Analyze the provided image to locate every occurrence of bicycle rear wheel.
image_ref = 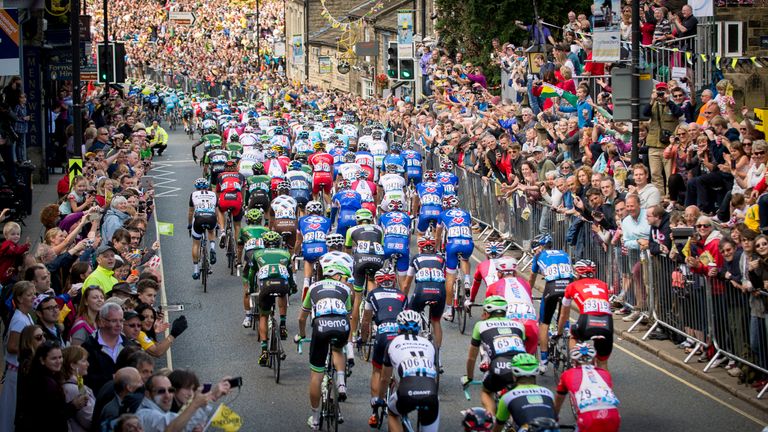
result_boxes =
[227,213,236,275]
[201,243,209,293]
[458,288,468,334]
[271,314,282,383]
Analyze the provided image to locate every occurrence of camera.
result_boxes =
[656,91,665,98]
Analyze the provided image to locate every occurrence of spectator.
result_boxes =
[83,245,120,295]
[82,303,138,394]
[93,366,144,432]
[12,93,30,163]
[0,221,30,285]
[61,345,97,432]
[0,281,36,430]
[35,295,65,345]
[620,194,651,322]
[70,285,105,346]
[102,196,132,241]
[643,82,684,194]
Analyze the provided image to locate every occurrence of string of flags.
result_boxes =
[619,41,767,70]
[318,0,385,31]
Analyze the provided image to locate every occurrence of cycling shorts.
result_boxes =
[482,355,519,393]
[273,219,297,249]
[539,279,569,325]
[409,284,446,320]
[417,207,441,232]
[258,278,290,313]
[183,111,193,120]
[336,212,357,237]
[371,329,398,369]
[248,190,270,211]
[209,168,225,185]
[388,376,439,430]
[218,192,244,221]
[352,254,385,291]
[191,213,217,240]
[445,239,474,271]
[312,173,333,195]
[302,243,327,262]
[290,190,311,207]
[570,313,614,361]
[576,408,621,432]
[406,171,422,185]
[309,316,350,372]
[383,237,409,272]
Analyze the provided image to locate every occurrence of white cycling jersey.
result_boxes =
[386,333,437,382]
[271,195,298,219]
[190,190,217,214]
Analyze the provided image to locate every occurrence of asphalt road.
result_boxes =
[151,130,768,431]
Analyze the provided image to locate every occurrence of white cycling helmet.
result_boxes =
[570,343,597,364]
[326,233,345,248]
[396,310,422,334]
[306,201,323,215]
[319,253,352,278]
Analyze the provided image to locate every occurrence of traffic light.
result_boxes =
[386,41,398,79]
[398,58,415,81]
[96,43,127,84]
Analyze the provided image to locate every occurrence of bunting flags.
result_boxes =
[318,0,385,31]
[617,40,768,70]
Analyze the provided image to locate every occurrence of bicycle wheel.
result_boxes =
[250,293,258,331]
[271,314,281,383]
[330,374,340,432]
[458,288,468,334]
[201,243,209,293]
[451,277,462,324]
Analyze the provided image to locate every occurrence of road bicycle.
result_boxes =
[222,208,237,275]
[265,296,286,383]
[297,338,349,431]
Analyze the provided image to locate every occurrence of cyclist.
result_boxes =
[240,237,264,328]
[269,180,298,250]
[379,199,411,288]
[467,242,506,307]
[361,269,408,428]
[239,125,260,150]
[554,344,621,432]
[402,141,423,186]
[264,149,288,195]
[484,257,538,355]
[253,231,296,365]
[296,201,332,291]
[337,151,362,182]
[295,254,353,430]
[460,407,494,432]
[191,122,222,165]
[435,195,474,321]
[556,259,614,369]
[369,130,388,180]
[293,131,314,160]
[245,162,272,218]
[378,163,407,213]
[380,142,406,176]
[355,142,376,181]
[528,234,573,373]
[436,159,459,198]
[308,142,335,206]
[286,160,313,213]
[328,139,347,177]
[215,161,245,249]
[493,354,557,432]
[384,310,440,432]
[205,143,230,186]
[462,296,527,414]
[188,178,218,280]
[182,103,194,134]
[404,234,446,349]
[323,234,355,292]
[226,133,244,154]
[238,139,264,177]
[414,170,444,234]
[352,169,377,216]
[330,179,362,237]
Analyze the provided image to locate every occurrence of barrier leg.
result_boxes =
[684,341,704,363]
[641,321,660,341]
[627,311,650,333]
[703,350,724,373]
[758,382,768,399]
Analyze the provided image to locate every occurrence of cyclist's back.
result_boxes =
[564,276,614,364]
[531,248,572,324]
[557,364,620,432]
[379,207,411,275]
[345,222,385,291]
[332,186,362,237]
[415,180,443,232]
[496,384,557,430]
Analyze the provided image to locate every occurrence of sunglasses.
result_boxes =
[125,323,141,328]
[154,387,176,395]
[41,305,59,311]
[757,242,768,248]
[754,151,765,156]
[34,334,45,341]
[695,224,711,228]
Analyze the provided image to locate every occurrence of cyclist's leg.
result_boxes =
[443,243,460,318]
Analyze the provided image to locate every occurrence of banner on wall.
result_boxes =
[291,35,303,61]
[0,9,20,75]
[592,30,621,62]
[318,56,332,74]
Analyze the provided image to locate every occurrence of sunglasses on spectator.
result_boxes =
[757,242,768,248]
[695,224,711,228]
[743,141,752,146]
[125,323,141,328]
[154,387,176,395]
[754,151,765,155]
[34,333,44,341]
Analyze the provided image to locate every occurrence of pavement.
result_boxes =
[10,130,768,430]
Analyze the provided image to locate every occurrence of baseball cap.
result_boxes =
[532,146,545,153]
[33,294,54,310]
[96,245,118,256]
[655,82,668,91]
[123,310,140,321]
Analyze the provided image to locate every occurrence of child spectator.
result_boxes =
[0,221,30,284]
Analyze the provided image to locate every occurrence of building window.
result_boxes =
[715,21,743,57]
[362,79,374,99]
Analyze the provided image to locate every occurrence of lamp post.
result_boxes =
[630,0,640,163]
[71,0,82,157]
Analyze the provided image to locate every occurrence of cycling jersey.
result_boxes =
[351,179,377,215]
[364,285,408,368]
[379,210,411,272]
[381,154,406,175]
[271,195,297,220]
[331,189,362,237]
[217,172,244,194]
[439,207,474,270]
[309,152,335,194]
[385,334,440,432]
[245,174,271,209]
[531,250,573,282]
[302,279,353,373]
[293,139,313,158]
[401,149,423,183]
[469,259,500,302]
[556,366,621,432]
[286,170,312,206]
[495,385,557,430]
[264,157,287,180]
[238,224,268,246]
[471,317,527,391]
[189,190,217,239]
[355,151,375,180]
[379,173,406,211]
[238,149,264,176]
[345,224,385,291]
[416,181,444,232]
[328,146,346,174]
[336,162,362,182]
[436,171,458,197]
[298,214,331,261]
[564,278,614,360]
[370,140,388,179]
[407,253,446,320]
[249,248,295,313]
[486,277,538,354]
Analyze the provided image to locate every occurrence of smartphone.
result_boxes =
[227,377,243,388]
[159,304,185,313]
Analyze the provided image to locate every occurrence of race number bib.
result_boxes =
[315,297,347,317]
[400,356,436,378]
[415,267,445,283]
[356,240,384,255]
[421,194,441,206]
[447,226,471,238]
[582,299,611,314]
[386,225,409,236]
[506,303,537,321]
[258,264,289,280]
[492,335,525,355]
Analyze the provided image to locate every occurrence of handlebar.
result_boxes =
[295,337,311,354]
[462,379,483,401]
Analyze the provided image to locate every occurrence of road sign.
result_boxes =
[397,12,413,58]
[355,41,377,57]
[169,11,196,26]
[68,158,83,184]
[79,15,91,41]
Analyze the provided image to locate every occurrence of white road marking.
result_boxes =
[147,162,182,197]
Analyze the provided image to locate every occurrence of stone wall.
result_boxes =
[716,6,768,56]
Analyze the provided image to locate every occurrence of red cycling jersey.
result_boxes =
[469,259,501,302]
[557,366,621,432]
[309,152,335,175]
[486,277,538,354]
[562,278,611,316]
[217,172,244,193]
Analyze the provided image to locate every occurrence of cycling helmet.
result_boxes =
[362,127,373,136]
[273,126,283,135]
[276,180,291,192]
[485,241,504,258]
[573,259,597,278]
[374,269,396,286]
[442,195,458,208]
[385,163,399,174]
[265,150,277,159]
[244,125,255,133]
[496,257,518,274]
[252,162,265,175]
[194,178,210,189]
[423,170,437,181]
[344,151,356,162]
[224,160,238,171]
[262,230,282,248]
[229,134,240,142]
[533,234,553,248]
[510,353,540,377]
[461,407,494,432]
[417,235,436,250]
[390,143,402,153]
[570,343,597,364]
[260,134,271,142]
[483,295,508,316]
[325,233,345,248]
[304,201,322,215]
[357,170,369,180]
[298,131,309,139]
[289,160,302,171]
[357,142,369,151]
[245,208,263,225]
[338,179,352,190]
[243,238,260,252]
[355,208,373,223]
[440,159,454,171]
[372,130,383,139]
[396,310,422,334]
[313,142,325,151]
[320,254,352,278]
[271,145,284,154]
[387,199,404,212]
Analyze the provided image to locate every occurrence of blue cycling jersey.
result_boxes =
[328,147,346,173]
[402,149,423,179]
[417,181,444,209]
[299,214,331,244]
[439,208,473,240]
[531,250,573,282]
[332,189,362,215]
[379,210,411,239]
[381,154,406,174]
[436,172,458,197]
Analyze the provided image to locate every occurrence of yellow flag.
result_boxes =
[210,404,242,432]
